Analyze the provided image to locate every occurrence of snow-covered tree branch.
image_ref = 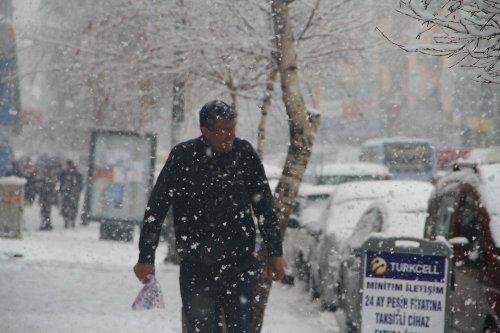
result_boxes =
[392,0,500,83]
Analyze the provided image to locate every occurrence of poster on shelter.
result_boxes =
[84,130,156,224]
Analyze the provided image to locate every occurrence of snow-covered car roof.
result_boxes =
[297,183,337,197]
[373,182,433,213]
[331,180,430,205]
[314,162,390,177]
[321,180,432,238]
[362,137,432,146]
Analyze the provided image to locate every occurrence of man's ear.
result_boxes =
[200,126,210,137]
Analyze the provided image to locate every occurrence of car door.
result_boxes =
[434,191,457,239]
[449,188,483,333]
[341,207,383,325]
[428,187,461,331]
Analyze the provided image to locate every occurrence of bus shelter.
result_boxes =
[83,129,156,241]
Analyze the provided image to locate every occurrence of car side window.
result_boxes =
[435,193,457,238]
[350,208,383,248]
[456,193,481,263]
[425,195,438,238]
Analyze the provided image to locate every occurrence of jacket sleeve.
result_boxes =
[243,142,283,257]
[138,146,180,264]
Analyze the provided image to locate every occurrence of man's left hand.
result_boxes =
[267,256,287,281]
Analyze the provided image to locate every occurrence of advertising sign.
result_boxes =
[83,129,156,228]
[0,22,21,131]
[360,237,451,333]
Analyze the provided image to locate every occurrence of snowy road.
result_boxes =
[0,205,342,333]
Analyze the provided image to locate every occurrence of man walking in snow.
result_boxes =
[134,100,286,333]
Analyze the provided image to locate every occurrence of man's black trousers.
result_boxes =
[179,256,261,333]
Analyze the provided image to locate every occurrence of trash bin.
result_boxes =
[0,176,27,239]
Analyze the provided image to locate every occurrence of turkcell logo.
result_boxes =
[370,257,387,275]
[365,250,446,282]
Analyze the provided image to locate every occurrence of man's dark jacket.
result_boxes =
[138,136,282,265]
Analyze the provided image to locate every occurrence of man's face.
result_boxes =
[201,118,236,153]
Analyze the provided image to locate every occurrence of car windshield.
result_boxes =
[383,210,427,237]
[324,198,376,239]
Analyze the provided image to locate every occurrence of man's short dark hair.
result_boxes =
[199,100,235,129]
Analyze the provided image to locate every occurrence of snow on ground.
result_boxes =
[0,204,341,333]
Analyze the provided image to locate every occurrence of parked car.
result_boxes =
[424,163,500,333]
[283,162,390,285]
[462,146,500,165]
[309,180,432,311]
[311,162,391,185]
[436,147,471,171]
[337,181,433,332]
[282,183,336,284]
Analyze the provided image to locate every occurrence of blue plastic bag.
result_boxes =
[132,275,165,310]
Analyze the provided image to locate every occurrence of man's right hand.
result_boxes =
[133,263,155,283]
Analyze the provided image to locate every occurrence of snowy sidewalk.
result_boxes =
[0,205,341,333]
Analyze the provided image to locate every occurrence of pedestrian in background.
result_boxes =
[133,100,287,333]
[23,157,37,206]
[38,168,58,230]
[58,160,83,228]
[6,160,24,177]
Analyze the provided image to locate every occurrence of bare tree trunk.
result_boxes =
[138,78,154,132]
[165,74,184,265]
[167,0,186,265]
[254,1,320,331]
[226,74,238,116]
[172,75,185,144]
[256,67,278,160]
[230,91,238,115]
